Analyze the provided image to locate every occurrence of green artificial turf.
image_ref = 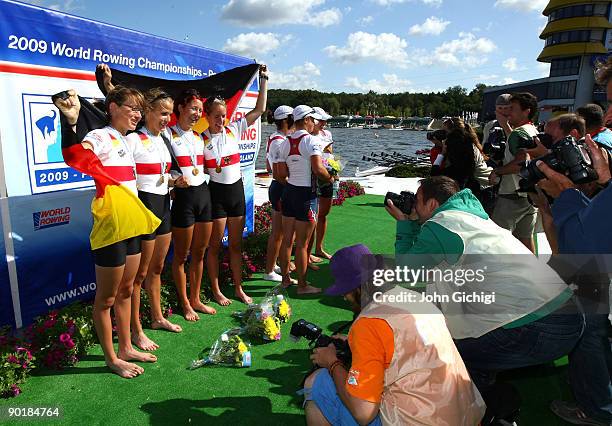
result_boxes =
[0,195,574,425]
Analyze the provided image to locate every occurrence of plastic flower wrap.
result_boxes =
[265,285,292,323]
[322,155,343,176]
[237,301,282,341]
[190,328,251,369]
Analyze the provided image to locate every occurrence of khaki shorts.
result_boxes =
[491,195,537,239]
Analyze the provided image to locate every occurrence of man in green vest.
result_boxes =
[386,176,584,409]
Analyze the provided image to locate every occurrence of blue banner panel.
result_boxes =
[0,209,14,328]
[8,190,96,326]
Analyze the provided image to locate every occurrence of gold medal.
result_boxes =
[159,175,165,185]
[192,168,199,176]
[215,165,222,173]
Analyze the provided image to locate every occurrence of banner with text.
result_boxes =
[0,0,259,327]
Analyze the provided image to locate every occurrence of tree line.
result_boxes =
[267,84,487,119]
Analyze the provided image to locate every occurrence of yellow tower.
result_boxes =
[534,1,612,114]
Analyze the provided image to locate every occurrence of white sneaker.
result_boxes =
[273,264,281,274]
[263,271,283,282]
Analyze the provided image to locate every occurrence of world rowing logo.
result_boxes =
[33,207,71,230]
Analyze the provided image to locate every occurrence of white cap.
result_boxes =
[313,107,332,121]
[293,105,322,121]
[273,105,293,120]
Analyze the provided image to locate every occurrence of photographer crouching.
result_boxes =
[303,244,485,426]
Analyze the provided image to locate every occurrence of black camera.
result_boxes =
[519,136,598,192]
[426,129,447,142]
[534,132,554,149]
[516,135,538,150]
[290,319,351,366]
[384,191,416,215]
[483,126,506,162]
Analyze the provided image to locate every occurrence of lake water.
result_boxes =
[256,124,432,177]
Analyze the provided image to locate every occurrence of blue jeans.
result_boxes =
[303,369,382,426]
[454,311,585,393]
[569,313,612,422]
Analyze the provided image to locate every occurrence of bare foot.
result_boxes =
[107,358,144,379]
[151,318,182,333]
[297,284,322,295]
[314,250,332,260]
[191,301,217,315]
[309,254,322,263]
[289,261,296,272]
[213,291,232,306]
[308,262,320,271]
[131,331,159,351]
[182,305,200,321]
[118,347,157,363]
[235,288,253,304]
[281,277,298,288]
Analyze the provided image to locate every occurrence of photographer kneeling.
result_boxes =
[304,244,486,426]
[386,176,584,413]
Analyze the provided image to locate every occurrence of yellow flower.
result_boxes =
[237,341,248,354]
[278,300,291,322]
[263,316,281,340]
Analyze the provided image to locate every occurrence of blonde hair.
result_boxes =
[204,96,226,114]
[143,88,173,112]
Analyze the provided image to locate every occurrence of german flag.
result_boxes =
[96,63,260,131]
[59,100,160,251]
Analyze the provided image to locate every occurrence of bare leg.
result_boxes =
[315,197,332,259]
[131,239,158,351]
[208,217,231,306]
[279,215,296,287]
[189,221,216,314]
[295,220,321,294]
[227,216,251,304]
[171,226,199,321]
[517,235,536,254]
[93,263,144,379]
[146,233,182,333]
[116,254,157,363]
[264,210,284,274]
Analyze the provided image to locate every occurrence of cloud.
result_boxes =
[537,62,550,77]
[269,62,321,89]
[221,0,341,27]
[324,32,410,66]
[223,33,292,58]
[476,74,518,85]
[409,16,450,36]
[358,15,374,25]
[23,0,82,12]
[345,74,414,93]
[502,57,518,71]
[417,32,496,68]
[494,0,547,12]
[372,0,442,6]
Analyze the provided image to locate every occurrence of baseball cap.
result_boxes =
[313,107,332,121]
[293,105,322,121]
[273,105,293,120]
[325,244,383,296]
[496,94,512,106]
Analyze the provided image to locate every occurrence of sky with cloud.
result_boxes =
[23,0,551,93]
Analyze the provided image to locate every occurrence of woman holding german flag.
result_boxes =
[55,87,160,378]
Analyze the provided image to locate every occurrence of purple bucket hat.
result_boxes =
[326,244,382,296]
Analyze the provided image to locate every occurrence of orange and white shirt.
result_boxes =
[127,127,172,195]
[169,125,206,187]
[82,126,138,195]
[202,117,248,184]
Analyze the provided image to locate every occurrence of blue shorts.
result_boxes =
[268,180,284,212]
[281,183,318,222]
[304,369,382,426]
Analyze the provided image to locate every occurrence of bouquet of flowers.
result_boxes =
[235,301,282,341]
[190,328,251,369]
[320,155,344,199]
[265,285,292,323]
